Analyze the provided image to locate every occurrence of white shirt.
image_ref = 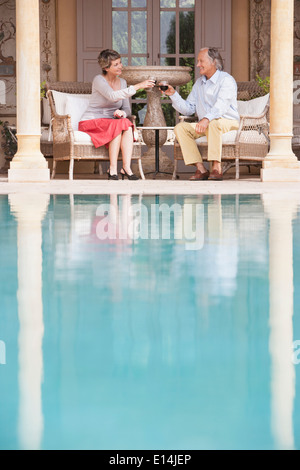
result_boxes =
[170,70,239,122]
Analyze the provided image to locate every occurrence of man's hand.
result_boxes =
[161,84,176,96]
[195,118,209,134]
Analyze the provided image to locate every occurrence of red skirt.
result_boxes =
[78,118,134,149]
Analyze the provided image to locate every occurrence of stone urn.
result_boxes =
[120,66,192,174]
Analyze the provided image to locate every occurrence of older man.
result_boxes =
[165,47,239,181]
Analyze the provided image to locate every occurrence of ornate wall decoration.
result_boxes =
[0,0,16,114]
[294,0,300,74]
[250,0,271,80]
[40,0,57,83]
[250,0,300,80]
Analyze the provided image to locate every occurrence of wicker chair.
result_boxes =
[173,81,270,180]
[45,81,144,180]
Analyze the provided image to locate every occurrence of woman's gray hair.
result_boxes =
[201,47,224,71]
[98,49,121,75]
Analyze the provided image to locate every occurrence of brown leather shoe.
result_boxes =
[189,170,210,181]
[208,169,223,181]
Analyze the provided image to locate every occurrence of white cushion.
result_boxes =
[237,93,269,117]
[41,127,52,142]
[74,131,93,143]
[42,97,51,125]
[40,127,92,144]
[51,90,91,116]
[65,94,90,131]
[196,130,238,145]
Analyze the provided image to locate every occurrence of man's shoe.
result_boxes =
[208,169,223,181]
[189,170,210,181]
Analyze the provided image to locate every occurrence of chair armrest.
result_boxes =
[236,111,270,145]
[239,102,269,121]
[127,115,143,143]
[46,90,74,143]
[52,113,74,144]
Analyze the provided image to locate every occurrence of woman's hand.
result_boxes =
[114,109,126,119]
[134,79,156,91]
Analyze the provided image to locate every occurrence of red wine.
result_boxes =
[160,85,168,91]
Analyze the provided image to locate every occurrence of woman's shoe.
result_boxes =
[107,170,119,180]
[120,168,139,180]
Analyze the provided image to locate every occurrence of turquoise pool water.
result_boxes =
[0,193,300,450]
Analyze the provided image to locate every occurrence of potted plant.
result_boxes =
[0,120,17,158]
[0,120,17,173]
[256,74,270,94]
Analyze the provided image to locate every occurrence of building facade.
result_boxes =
[0,0,300,179]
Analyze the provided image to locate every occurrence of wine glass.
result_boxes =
[148,76,157,86]
[159,80,169,95]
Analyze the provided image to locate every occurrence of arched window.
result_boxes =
[0,80,6,105]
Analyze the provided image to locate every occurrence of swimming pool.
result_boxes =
[0,193,299,450]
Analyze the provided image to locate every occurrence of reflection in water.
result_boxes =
[0,340,6,365]
[9,194,49,450]
[263,194,298,450]
[52,193,298,449]
[3,193,300,449]
[52,194,266,369]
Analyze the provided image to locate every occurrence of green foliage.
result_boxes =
[113,11,147,57]
[0,121,17,157]
[256,74,270,94]
[40,80,47,99]
[179,57,195,100]
[161,102,176,127]
[164,12,195,55]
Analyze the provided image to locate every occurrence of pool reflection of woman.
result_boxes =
[79,49,155,180]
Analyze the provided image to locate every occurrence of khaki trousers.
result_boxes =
[174,118,240,165]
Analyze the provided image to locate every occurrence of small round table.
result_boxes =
[137,126,175,178]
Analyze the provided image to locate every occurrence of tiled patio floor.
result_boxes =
[1,173,300,196]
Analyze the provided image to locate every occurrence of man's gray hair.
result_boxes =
[201,47,224,71]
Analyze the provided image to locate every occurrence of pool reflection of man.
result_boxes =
[164,47,240,181]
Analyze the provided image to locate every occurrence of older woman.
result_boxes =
[79,49,154,180]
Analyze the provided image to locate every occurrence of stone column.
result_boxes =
[261,0,300,182]
[8,0,50,182]
[263,194,297,450]
[9,193,50,450]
